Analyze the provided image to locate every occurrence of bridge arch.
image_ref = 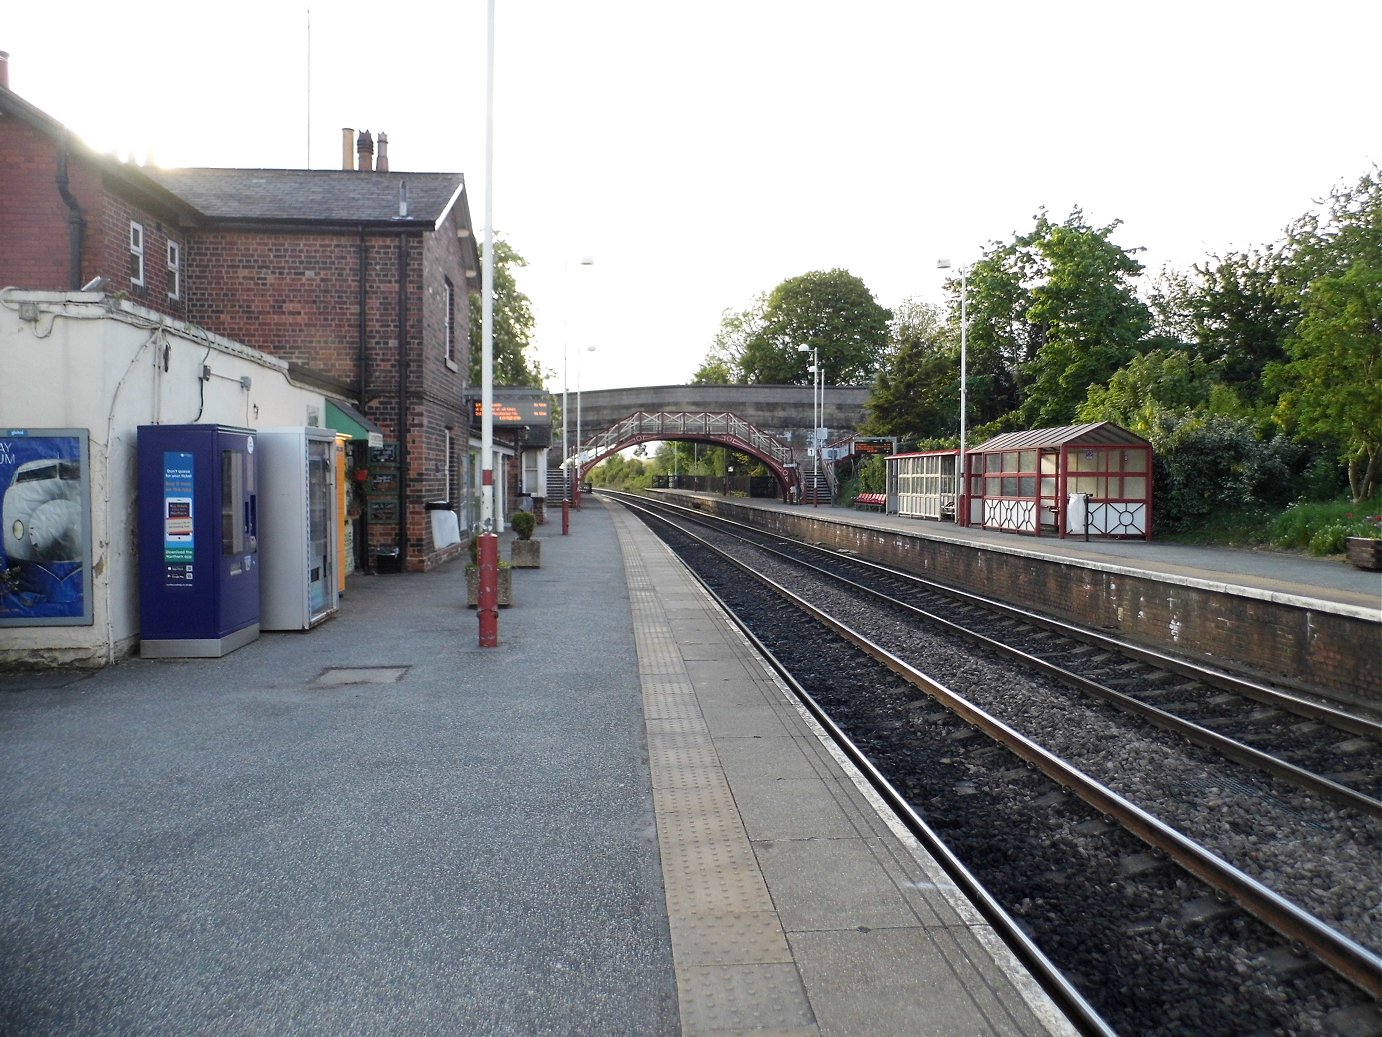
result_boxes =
[574,411,802,501]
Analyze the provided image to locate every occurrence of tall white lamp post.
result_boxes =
[937,258,968,526]
[574,345,596,507]
[478,0,499,645]
[797,343,821,503]
[562,257,594,499]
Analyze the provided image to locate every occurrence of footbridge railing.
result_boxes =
[582,411,796,469]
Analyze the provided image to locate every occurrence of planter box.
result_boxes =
[510,539,541,568]
[1345,536,1382,571]
[465,565,513,607]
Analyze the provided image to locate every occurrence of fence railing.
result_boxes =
[579,411,795,468]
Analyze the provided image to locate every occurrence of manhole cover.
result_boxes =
[313,666,410,687]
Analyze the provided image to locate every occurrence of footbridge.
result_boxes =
[578,411,801,499]
[565,384,872,502]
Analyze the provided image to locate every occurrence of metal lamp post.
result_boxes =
[574,344,596,507]
[937,258,968,526]
[797,343,821,503]
[562,257,594,502]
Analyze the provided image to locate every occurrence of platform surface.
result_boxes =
[0,499,1078,1036]
[675,492,1382,616]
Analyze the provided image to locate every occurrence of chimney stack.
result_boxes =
[377,132,389,173]
[356,129,374,173]
[341,127,354,170]
[0,52,10,91]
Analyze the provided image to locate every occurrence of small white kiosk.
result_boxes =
[257,426,340,630]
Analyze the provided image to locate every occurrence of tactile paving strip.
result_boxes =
[616,512,821,1036]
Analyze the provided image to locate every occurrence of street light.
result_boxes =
[562,256,594,498]
[797,343,822,504]
[574,344,596,507]
[937,258,968,526]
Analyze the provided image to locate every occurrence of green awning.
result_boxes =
[325,400,384,447]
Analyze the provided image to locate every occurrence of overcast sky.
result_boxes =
[6,1,1378,391]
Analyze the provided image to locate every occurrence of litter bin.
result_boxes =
[375,547,402,573]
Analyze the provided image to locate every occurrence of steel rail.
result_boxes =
[615,490,1381,737]
[620,495,1382,1000]
[741,535,1382,818]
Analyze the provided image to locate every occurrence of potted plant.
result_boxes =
[465,535,512,607]
[509,509,540,568]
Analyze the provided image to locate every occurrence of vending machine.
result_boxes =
[137,424,260,657]
[257,426,339,630]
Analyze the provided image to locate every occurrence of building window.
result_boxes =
[444,277,456,364]
[167,241,181,300]
[129,222,145,286]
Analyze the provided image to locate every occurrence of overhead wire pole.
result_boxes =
[477,0,500,646]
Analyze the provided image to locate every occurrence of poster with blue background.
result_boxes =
[0,430,93,626]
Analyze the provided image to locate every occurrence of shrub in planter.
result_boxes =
[509,510,540,568]
[511,510,536,540]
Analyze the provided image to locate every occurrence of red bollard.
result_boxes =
[477,532,500,647]
[561,499,570,535]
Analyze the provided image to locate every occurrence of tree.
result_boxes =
[1151,249,1296,407]
[864,298,959,440]
[738,269,891,385]
[1270,168,1382,500]
[467,238,541,388]
[962,209,1152,430]
[694,298,764,383]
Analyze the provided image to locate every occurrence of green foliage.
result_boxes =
[1268,496,1382,551]
[1149,413,1309,532]
[510,510,535,540]
[1270,168,1382,500]
[590,453,653,490]
[864,299,960,440]
[468,238,542,388]
[739,269,892,386]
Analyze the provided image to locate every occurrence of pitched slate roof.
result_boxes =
[144,168,467,230]
[971,421,1151,452]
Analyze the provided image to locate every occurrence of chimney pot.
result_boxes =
[342,127,354,170]
[377,132,389,173]
[0,51,9,91]
[356,129,374,173]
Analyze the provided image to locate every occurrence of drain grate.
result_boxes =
[312,666,410,687]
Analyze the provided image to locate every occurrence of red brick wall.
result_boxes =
[0,120,189,319]
[188,220,472,571]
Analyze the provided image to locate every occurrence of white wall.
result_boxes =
[0,291,326,667]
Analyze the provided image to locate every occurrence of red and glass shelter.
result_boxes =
[968,422,1153,539]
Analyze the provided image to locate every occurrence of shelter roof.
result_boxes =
[971,422,1151,452]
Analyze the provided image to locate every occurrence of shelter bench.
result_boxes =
[853,493,886,511]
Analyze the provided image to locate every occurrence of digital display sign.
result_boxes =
[470,397,551,426]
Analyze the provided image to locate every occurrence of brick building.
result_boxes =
[2,65,482,573]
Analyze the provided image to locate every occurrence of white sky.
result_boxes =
[6,1,1378,392]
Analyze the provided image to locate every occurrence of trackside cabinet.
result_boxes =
[257,427,339,631]
[137,424,260,658]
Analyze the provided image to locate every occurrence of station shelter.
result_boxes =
[970,422,1153,539]
[886,449,958,521]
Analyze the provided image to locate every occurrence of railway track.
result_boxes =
[606,491,1382,1037]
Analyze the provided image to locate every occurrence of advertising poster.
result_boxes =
[0,429,93,626]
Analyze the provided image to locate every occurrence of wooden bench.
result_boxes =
[853,493,886,511]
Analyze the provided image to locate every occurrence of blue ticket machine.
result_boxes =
[138,424,260,657]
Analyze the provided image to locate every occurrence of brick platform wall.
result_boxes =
[656,494,1379,710]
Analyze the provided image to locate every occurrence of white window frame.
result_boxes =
[129,221,145,287]
[444,277,457,365]
[166,240,181,300]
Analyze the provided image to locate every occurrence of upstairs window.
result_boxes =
[129,221,145,287]
[444,277,457,364]
[167,240,181,300]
